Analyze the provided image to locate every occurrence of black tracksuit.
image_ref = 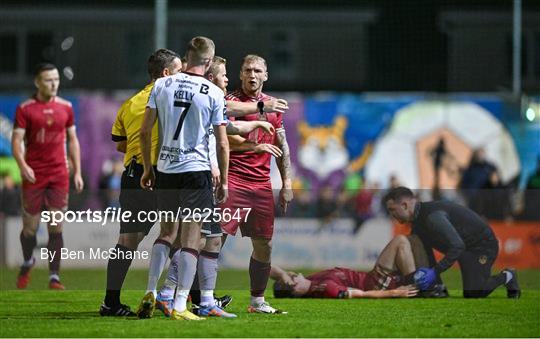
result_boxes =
[412,200,506,298]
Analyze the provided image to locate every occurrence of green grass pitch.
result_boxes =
[1,268,539,337]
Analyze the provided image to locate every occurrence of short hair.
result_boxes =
[185,36,215,66]
[382,186,415,206]
[241,54,267,71]
[34,63,57,78]
[205,56,226,78]
[147,48,180,80]
[273,280,296,298]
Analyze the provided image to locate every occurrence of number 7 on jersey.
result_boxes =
[172,101,191,140]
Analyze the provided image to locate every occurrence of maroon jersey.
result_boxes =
[225,90,283,184]
[305,267,404,298]
[14,96,75,173]
[306,268,369,298]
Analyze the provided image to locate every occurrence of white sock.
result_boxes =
[158,250,179,299]
[23,258,34,267]
[158,283,175,300]
[49,273,60,282]
[173,289,190,312]
[200,290,215,307]
[145,242,170,296]
[250,296,264,306]
[504,271,513,284]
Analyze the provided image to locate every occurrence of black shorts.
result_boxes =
[202,222,223,238]
[156,171,213,218]
[119,163,157,235]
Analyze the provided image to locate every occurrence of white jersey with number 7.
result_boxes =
[147,72,227,174]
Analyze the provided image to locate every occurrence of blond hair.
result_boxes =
[241,54,267,71]
[205,56,226,78]
[185,36,215,65]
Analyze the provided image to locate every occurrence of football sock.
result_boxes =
[20,231,36,264]
[173,289,190,313]
[200,290,214,307]
[198,250,219,307]
[250,296,264,305]
[47,232,63,275]
[173,248,198,312]
[104,244,134,306]
[145,239,171,296]
[49,273,60,282]
[159,250,180,300]
[249,256,271,298]
[504,271,513,284]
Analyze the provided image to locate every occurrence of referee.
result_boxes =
[99,49,182,316]
[384,187,520,299]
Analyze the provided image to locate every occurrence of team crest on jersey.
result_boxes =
[478,255,488,265]
[46,117,54,126]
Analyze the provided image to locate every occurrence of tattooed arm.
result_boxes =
[274,126,293,214]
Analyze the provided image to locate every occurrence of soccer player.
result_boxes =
[99,49,182,316]
[221,55,294,314]
[140,36,230,321]
[383,186,521,298]
[155,56,286,317]
[138,55,280,319]
[12,63,84,290]
[272,235,422,298]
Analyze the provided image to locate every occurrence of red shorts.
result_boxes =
[220,179,275,239]
[22,170,69,215]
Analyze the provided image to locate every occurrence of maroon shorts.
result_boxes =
[220,180,275,239]
[22,169,69,215]
[364,268,403,291]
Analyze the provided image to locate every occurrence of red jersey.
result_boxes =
[14,95,75,173]
[306,268,369,298]
[225,90,283,184]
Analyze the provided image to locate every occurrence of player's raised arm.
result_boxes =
[226,98,289,117]
[67,127,84,192]
[139,106,157,190]
[274,122,293,214]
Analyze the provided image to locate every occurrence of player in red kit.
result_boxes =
[222,55,293,314]
[11,63,84,290]
[271,235,425,299]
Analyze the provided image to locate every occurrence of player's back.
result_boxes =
[414,200,496,251]
[148,72,226,174]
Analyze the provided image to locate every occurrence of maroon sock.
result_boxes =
[249,256,271,297]
[47,232,63,275]
[20,231,36,262]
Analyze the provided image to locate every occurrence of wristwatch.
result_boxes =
[257,101,264,114]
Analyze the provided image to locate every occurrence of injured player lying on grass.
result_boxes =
[272,235,448,299]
